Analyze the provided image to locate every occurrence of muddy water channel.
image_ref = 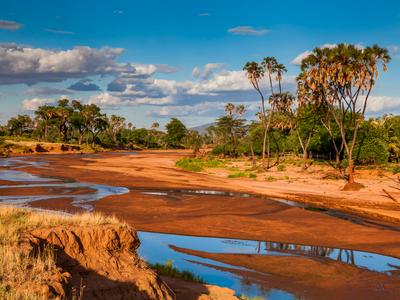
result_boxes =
[1,156,400,299]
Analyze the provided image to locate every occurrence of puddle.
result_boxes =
[0,158,129,211]
[138,231,400,299]
[0,170,57,182]
[138,231,296,299]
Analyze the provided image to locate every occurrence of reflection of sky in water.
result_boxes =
[0,165,129,211]
[0,157,46,168]
[138,231,400,299]
[0,170,56,182]
[138,231,295,300]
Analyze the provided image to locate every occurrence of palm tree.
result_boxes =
[273,63,287,93]
[261,57,278,95]
[298,44,391,188]
[243,61,268,165]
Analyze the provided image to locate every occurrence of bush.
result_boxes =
[277,164,286,171]
[228,172,247,178]
[392,166,400,174]
[355,139,389,165]
[265,176,277,182]
[176,157,223,172]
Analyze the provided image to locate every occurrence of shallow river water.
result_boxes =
[1,155,400,299]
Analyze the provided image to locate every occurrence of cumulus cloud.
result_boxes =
[366,96,400,115]
[0,45,134,85]
[68,80,101,91]
[22,98,56,111]
[44,28,75,35]
[228,26,269,36]
[0,44,178,87]
[88,92,173,107]
[192,63,225,80]
[148,100,260,118]
[96,63,295,110]
[0,20,23,31]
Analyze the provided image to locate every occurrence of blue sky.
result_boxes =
[0,0,399,128]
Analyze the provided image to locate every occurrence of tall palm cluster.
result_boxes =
[297,44,390,185]
[243,57,292,168]
[244,43,391,186]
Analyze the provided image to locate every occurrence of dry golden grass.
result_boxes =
[0,205,124,299]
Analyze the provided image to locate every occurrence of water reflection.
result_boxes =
[0,158,129,211]
[138,231,400,299]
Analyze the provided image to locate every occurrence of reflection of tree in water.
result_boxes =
[239,275,272,299]
[262,242,356,265]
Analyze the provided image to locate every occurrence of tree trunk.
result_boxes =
[262,125,267,165]
[44,124,48,141]
[302,151,308,170]
[266,133,271,169]
[347,154,355,184]
[335,152,341,169]
[250,142,256,169]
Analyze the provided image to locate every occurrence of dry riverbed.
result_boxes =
[2,150,400,299]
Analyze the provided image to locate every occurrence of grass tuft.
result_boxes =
[150,260,204,283]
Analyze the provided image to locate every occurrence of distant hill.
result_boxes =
[190,123,215,134]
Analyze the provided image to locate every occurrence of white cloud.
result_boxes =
[228,26,269,36]
[88,92,174,107]
[0,45,132,85]
[0,20,23,31]
[192,63,225,80]
[44,29,75,35]
[22,98,56,111]
[291,50,312,66]
[367,96,400,114]
[0,44,177,87]
[148,100,260,118]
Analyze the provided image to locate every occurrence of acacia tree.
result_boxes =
[210,103,246,157]
[293,104,322,169]
[297,44,390,188]
[108,115,126,145]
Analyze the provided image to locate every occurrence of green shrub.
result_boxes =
[249,173,257,179]
[228,172,247,178]
[277,164,286,171]
[392,166,400,174]
[265,176,277,182]
[150,260,204,283]
[176,157,223,172]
